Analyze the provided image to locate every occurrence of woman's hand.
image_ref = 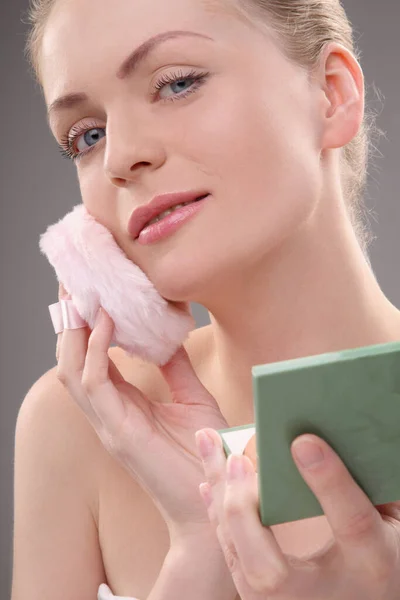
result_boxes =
[55,283,230,545]
[195,428,400,599]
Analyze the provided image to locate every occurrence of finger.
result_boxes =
[55,288,148,454]
[291,434,393,566]
[200,463,291,599]
[107,354,127,386]
[56,332,62,362]
[57,284,125,386]
[224,454,290,594]
[196,429,230,522]
[159,346,220,410]
[214,516,261,600]
[199,482,218,525]
[376,500,400,522]
[56,283,102,428]
[195,428,238,553]
[215,522,262,600]
[199,481,258,598]
[82,308,151,447]
[81,307,128,434]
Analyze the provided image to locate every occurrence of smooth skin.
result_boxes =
[56,283,239,599]
[25,0,400,596]
[55,285,230,543]
[196,428,400,599]
[57,282,400,599]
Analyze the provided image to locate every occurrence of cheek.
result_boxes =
[80,181,124,245]
[181,89,320,250]
[80,175,115,224]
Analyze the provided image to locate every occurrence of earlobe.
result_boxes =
[319,42,365,150]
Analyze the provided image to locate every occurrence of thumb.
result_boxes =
[291,434,390,560]
[159,345,218,408]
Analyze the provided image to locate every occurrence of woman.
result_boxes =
[13,0,400,598]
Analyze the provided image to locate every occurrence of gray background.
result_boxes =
[1,0,399,596]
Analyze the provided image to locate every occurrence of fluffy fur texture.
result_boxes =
[39,204,196,366]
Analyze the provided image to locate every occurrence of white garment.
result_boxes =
[98,583,139,600]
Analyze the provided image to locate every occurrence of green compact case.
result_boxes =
[218,340,400,527]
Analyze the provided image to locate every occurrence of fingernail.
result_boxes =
[227,455,247,480]
[293,439,324,468]
[195,430,215,459]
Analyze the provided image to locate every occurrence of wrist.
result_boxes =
[169,530,227,563]
[169,521,222,550]
[171,541,237,600]
[148,532,237,600]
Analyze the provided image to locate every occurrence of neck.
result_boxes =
[201,202,400,427]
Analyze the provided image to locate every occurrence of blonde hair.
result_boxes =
[23,0,383,258]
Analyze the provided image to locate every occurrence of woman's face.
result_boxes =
[41,0,323,302]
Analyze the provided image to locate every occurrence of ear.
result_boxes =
[317,42,365,150]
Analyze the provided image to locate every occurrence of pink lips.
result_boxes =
[127,190,210,240]
[136,195,210,245]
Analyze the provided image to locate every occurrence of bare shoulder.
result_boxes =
[13,366,109,598]
[18,321,213,449]
[16,363,104,481]
[15,324,214,597]
[17,321,213,506]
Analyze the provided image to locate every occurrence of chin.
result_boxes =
[143,250,207,297]
[150,276,198,305]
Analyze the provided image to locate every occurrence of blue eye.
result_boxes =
[58,68,210,162]
[152,68,209,101]
[58,120,106,162]
[74,126,106,155]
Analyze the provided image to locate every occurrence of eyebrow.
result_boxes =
[47,30,213,123]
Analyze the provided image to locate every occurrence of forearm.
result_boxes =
[147,538,238,600]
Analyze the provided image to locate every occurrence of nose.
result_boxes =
[104,113,166,186]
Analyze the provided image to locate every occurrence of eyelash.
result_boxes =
[58,69,210,163]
